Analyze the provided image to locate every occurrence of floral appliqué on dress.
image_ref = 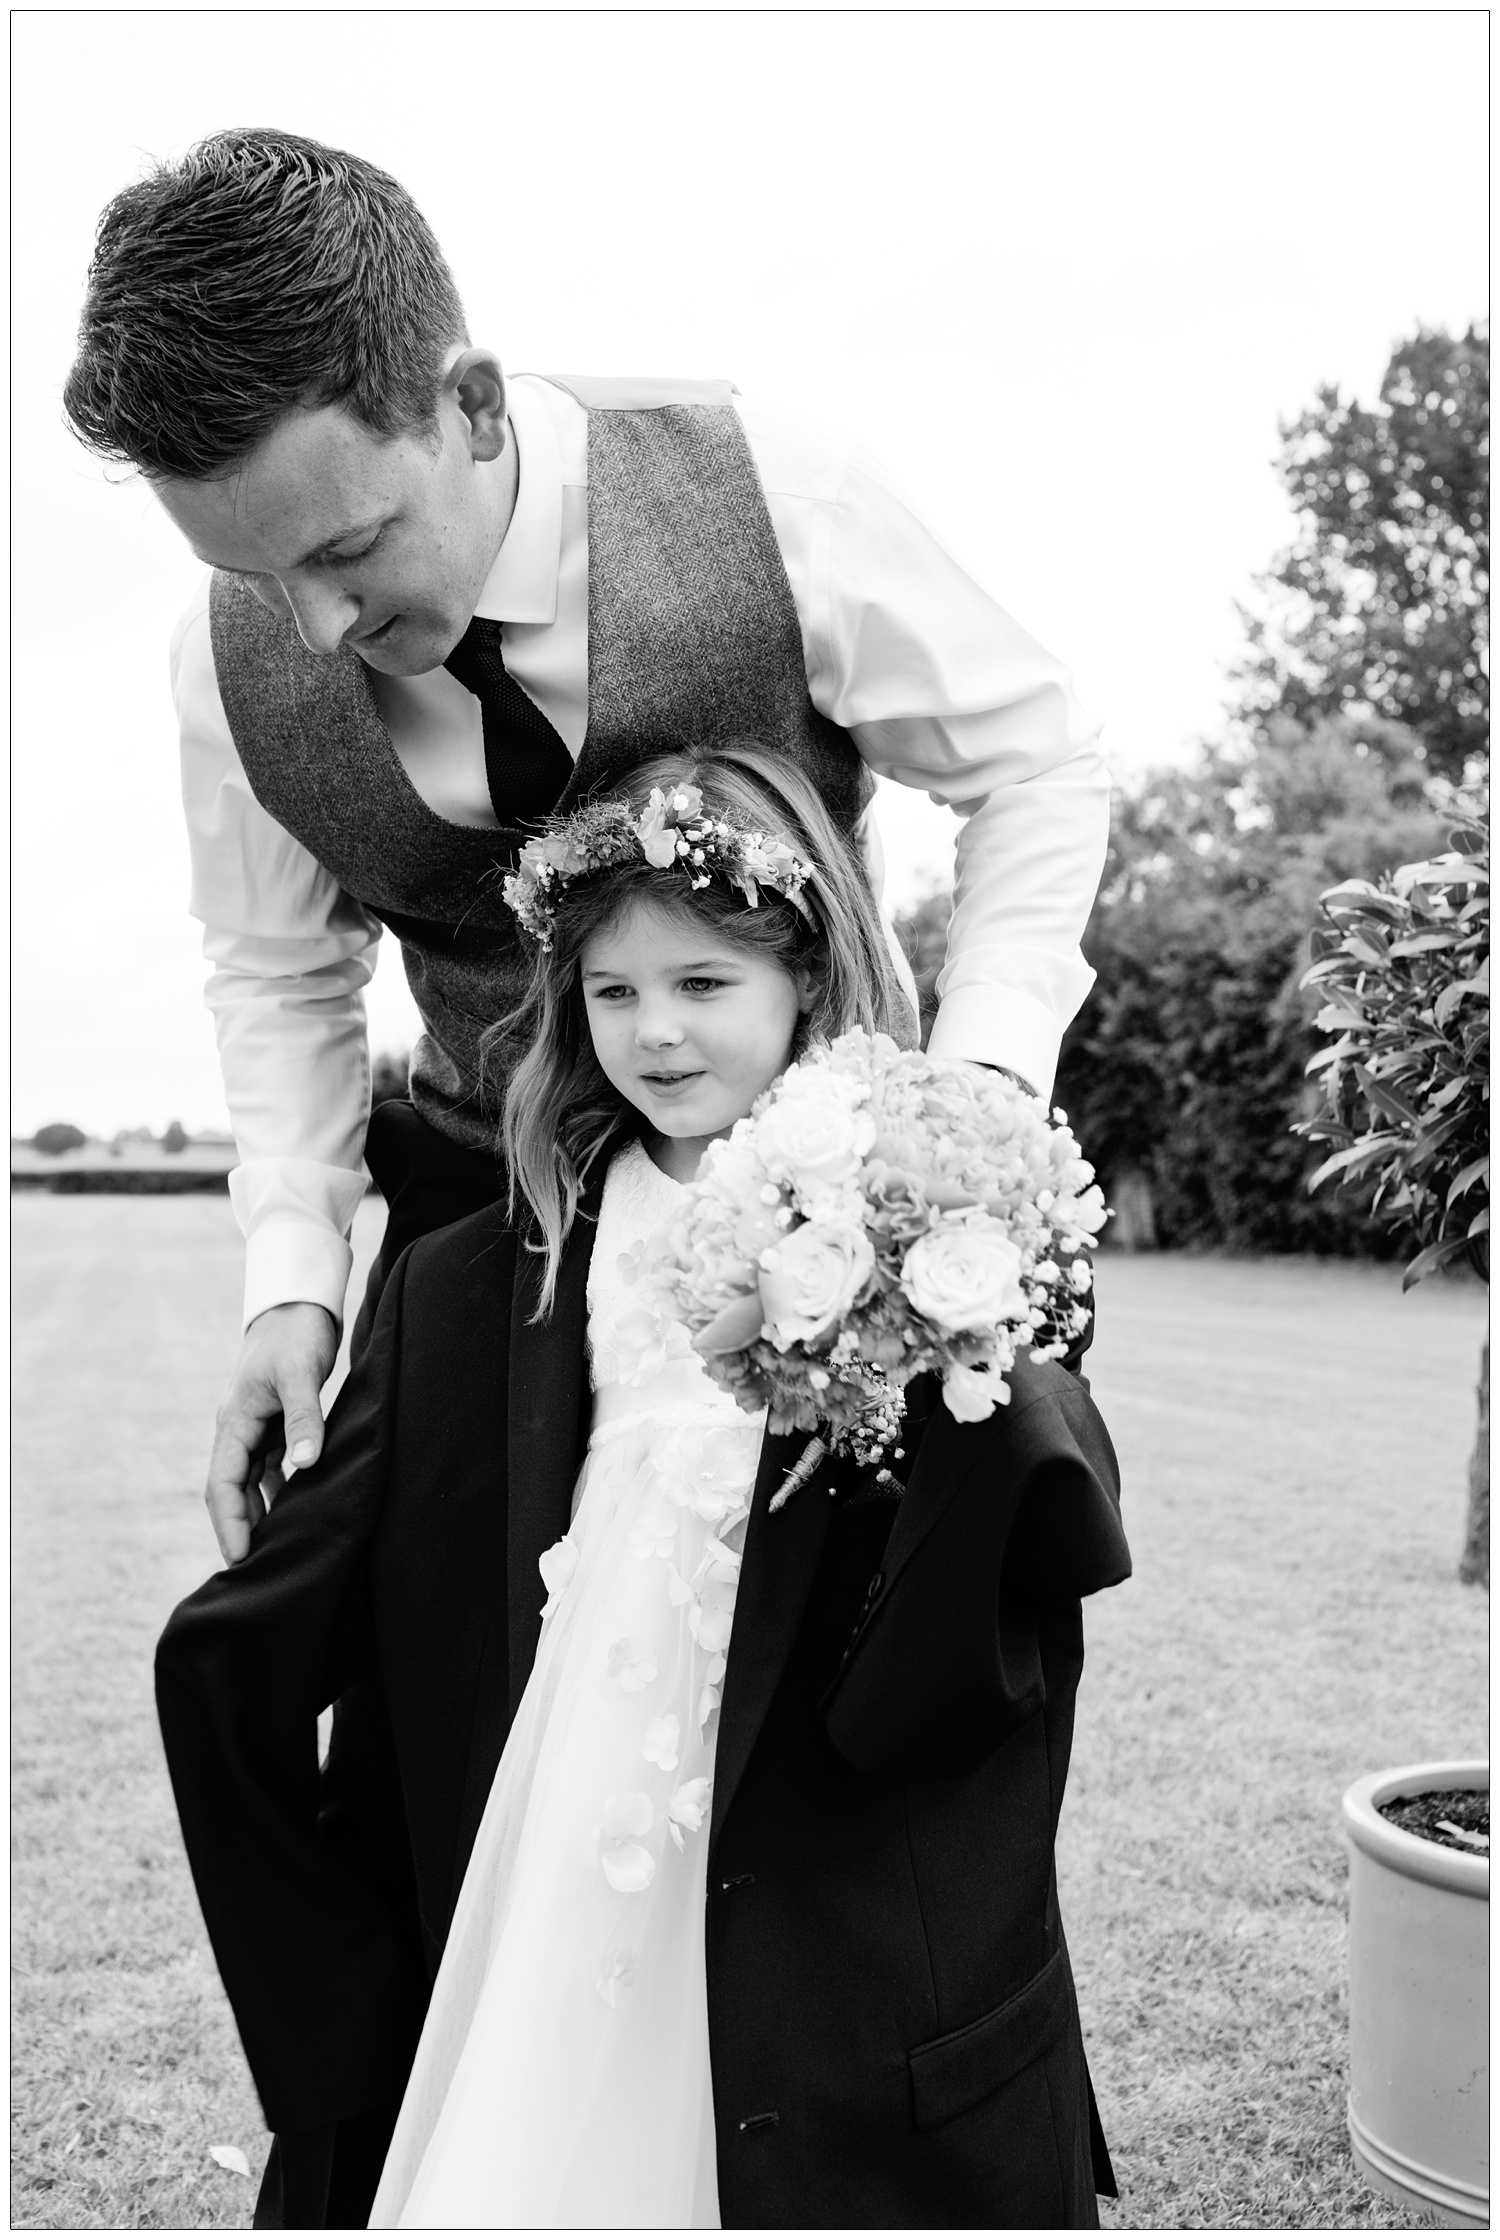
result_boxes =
[539,1139,761,2003]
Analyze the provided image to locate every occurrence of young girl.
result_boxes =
[157,746,1129,2232]
[370,738,1128,2228]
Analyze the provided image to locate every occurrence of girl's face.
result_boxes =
[580,898,811,1180]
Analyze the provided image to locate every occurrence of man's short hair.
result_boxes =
[64,127,470,480]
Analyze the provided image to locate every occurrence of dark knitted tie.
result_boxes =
[443,615,575,828]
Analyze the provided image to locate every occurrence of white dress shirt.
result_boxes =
[174,375,1110,1329]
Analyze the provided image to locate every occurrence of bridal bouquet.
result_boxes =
[647,1029,1107,1495]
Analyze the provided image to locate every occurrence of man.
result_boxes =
[66,127,1109,1567]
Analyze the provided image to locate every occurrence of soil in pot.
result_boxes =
[1377,1787,1489,1855]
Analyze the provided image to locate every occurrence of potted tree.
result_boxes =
[1299,818,1488,2227]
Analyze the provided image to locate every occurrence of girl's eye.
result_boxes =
[681,977,725,994]
[589,983,633,1001]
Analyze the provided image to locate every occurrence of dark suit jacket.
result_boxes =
[156,1180,1131,2229]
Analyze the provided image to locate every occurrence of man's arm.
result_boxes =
[743,405,1111,1104]
[174,584,381,1556]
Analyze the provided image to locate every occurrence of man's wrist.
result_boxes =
[246,1299,337,1333]
[925,986,1060,1107]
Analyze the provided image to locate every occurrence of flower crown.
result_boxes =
[502,783,815,951]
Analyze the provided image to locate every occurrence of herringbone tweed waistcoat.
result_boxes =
[209,377,869,1153]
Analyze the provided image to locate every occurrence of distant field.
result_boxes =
[12,1198,1485,2229]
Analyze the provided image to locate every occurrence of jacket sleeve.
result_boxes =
[822,1363,1130,1781]
[154,1250,429,2135]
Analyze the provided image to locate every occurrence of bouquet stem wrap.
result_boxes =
[768,1436,832,1516]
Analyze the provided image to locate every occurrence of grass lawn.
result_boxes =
[11,1195,386,2233]
[11,1197,1486,2229]
[1059,1251,1486,2232]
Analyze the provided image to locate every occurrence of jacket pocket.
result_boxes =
[908,1945,1070,2133]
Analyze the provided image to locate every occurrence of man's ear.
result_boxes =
[447,347,508,462]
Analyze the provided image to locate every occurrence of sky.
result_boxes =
[12,8,1488,1136]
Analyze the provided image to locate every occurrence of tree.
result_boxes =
[1234,325,1489,784]
[371,1050,411,1108]
[32,1122,86,1156]
[1297,820,1489,1581]
[894,889,951,1048]
[1051,717,1448,1253]
[160,1120,190,1155]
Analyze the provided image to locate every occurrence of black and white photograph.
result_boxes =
[12,8,1488,2231]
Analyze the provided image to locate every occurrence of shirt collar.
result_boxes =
[471,377,562,626]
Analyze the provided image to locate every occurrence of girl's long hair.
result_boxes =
[491,743,901,1313]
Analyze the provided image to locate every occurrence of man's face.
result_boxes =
[152,367,511,676]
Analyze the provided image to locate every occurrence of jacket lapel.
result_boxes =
[505,1185,602,1716]
[709,1428,835,1854]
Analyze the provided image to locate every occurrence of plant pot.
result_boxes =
[1342,1760,1489,2229]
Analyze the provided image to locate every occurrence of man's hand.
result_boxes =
[206,1302,340,1566]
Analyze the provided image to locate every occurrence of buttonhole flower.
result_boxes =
[642,1714,681,1772]
[596,1791,656,1892]
[606,1636,659,1693]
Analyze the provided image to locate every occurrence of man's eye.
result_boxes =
[328,532,384,567]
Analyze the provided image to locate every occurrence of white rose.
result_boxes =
[902,1220,1028,1336]
[757,1221,875,1349]
[754,1093,875,1191]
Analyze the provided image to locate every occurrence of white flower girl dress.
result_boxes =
[369,1140,763,2229]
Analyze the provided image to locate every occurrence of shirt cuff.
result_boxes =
[230,1159,370,1330]
[239,1219,357,1331]
[926,983,1064,1105]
